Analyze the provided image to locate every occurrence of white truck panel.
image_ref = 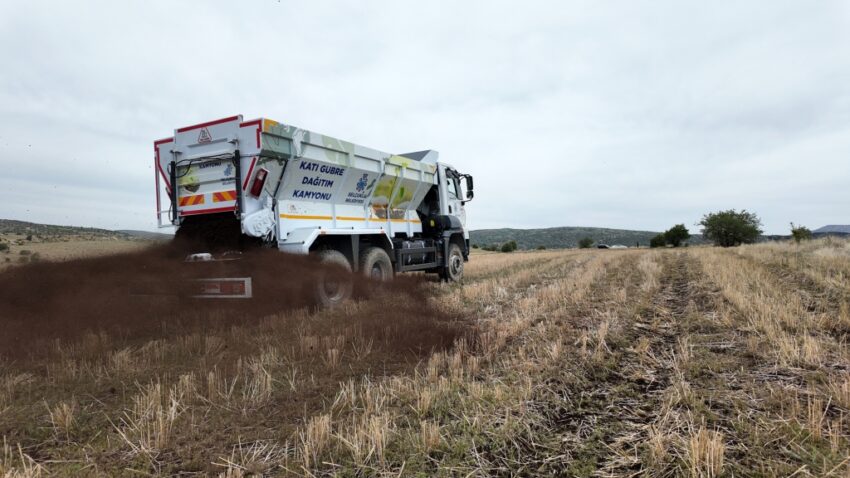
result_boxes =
[278,227,392,255]
[156,116,444,253]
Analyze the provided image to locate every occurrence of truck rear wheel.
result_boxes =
[441,243,464,282]
[359,247,393,282]
[314,250,353,308]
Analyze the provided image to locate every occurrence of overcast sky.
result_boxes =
[1,1,848,234]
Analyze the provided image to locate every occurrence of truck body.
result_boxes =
[154,115,473,302]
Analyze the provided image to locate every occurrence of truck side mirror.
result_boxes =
[461,174,474,202]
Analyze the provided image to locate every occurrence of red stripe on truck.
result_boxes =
[242,157,258,191]
[240,119,262,148]
[153,137,174,191]
[155,156,161,221]
[176,115,241,133]
[179,206,236,216]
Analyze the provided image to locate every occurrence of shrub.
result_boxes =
[471,244,479,249]
[26,235,32,241]
[650,234,667,248]
[699,209,762,247]
[500,240,518,253]
[578,238,594,249]
[20,250,31,256]
[664,224,690,247]
[790,223,812,244]
[30,252,41,262]
[481,244,498,252]
[536,245,546,250]
[0,243,8,252]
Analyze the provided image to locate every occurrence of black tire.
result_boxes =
[314,249,353,308]
[359,247,393,282]
[441,243,464,282]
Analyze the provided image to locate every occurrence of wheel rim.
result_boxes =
[322,278,344,300]
[450,254,463,277]
[370,264,384,281]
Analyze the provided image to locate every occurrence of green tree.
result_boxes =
[650,234,667,248]
[536,245,546,250]
[699,209,762,247]
[500,240,518,253]
[578,237,594,249]
[471,244,479,249]
[790,223,812,244]
[663,224,691,247]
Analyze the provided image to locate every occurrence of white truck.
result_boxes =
[154,115,473,305]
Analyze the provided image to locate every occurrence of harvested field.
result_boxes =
[0,235,150,271]
[1,240,849,476]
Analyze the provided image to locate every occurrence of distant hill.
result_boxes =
[0,220,169,241]
[470,226,706,250]
[813,225,850,235]
[0,219,131,239]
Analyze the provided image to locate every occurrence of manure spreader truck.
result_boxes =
[154,115,473,306]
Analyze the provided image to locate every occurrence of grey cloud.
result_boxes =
[1,0,848,234]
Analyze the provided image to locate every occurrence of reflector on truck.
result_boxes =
[212,190,237,203]
[193,277,253,299]
[179,194,205,206]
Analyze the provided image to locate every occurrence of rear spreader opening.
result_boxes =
[185,252,253,299]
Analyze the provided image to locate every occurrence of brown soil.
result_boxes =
[0,242,463,361]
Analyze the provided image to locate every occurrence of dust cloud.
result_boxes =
[0,242,464,360]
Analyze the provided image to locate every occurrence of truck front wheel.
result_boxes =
[441,243,464,282]
[314,249,354,308]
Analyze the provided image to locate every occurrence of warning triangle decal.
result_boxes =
[197,128,212,144]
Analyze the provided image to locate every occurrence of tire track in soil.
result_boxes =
[587,251,694,476]
[525,251,733,476]
[593,251,761,476]
[651,251,825,475]
[639,252,753,476]
[502,252,674,476]
[688,251,850,475]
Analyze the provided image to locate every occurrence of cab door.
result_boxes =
[438,164,466,227]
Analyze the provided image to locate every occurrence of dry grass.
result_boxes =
[685,426,725,478]
[0,443,45,478]
[45,399,76,442]
[2,241,850,475]
[0,235,149,271]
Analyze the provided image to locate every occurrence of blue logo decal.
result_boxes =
[356,173,368,192]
